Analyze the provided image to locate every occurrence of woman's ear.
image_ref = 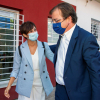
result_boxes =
[23,34,28,38]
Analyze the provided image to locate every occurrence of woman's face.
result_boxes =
[23,27,37,39]
[28,27,37,35]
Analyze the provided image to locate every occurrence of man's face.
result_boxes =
[51,8,69,28]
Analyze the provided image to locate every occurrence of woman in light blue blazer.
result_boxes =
[4,21,54,100]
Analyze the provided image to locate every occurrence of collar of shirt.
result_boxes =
[61,24,76,41]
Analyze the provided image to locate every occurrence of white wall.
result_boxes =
[62,0,100,32]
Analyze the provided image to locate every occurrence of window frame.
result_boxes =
[0,7,23,88]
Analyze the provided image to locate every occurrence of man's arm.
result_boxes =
[49,44,57,53]
[83,34,100,100]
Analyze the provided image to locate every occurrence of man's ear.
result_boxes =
[68,16,72,24]
[23,34,27,38]
[64,16,71,23]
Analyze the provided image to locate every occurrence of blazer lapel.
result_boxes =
[37,40,44,73]
[21,40,44,72]
[21,40,33,70]
[64,25,79,75]
[54,35,62,68]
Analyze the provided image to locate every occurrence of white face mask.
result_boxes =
[28,31,38,41]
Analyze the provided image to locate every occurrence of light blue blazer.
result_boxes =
[10,40,54,97]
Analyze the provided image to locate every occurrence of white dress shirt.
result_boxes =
[56,24,76,85]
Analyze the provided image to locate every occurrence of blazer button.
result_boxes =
[24,71,27,74]
[43,71,45,73]
[24,78,26,80]
[46,76,48,78]
[25,64,28,67]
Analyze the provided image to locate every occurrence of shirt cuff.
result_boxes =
[10,72,17,78]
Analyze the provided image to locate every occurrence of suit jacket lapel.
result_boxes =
[22,40,33,70]
[54,35,62,68]
[64,25,79,76]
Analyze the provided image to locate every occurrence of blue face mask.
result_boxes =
[28,31,38,41]
[53,22,66,35]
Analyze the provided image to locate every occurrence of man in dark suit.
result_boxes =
[49,2,100,100]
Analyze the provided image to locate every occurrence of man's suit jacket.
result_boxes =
[50,25,100,100]
[10,40,54,97]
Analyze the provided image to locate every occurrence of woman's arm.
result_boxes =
[4,47,21,98]
[4,77,15,98]
[43,42,54,63]
[10,47,21,78]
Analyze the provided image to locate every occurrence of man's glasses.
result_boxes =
[51,19,63,23]
[51,17,67,23]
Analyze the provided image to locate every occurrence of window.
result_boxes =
[0,7,24,87]
[48,18,59,45]
[91,19,100,45]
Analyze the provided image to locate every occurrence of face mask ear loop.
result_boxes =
[65,23,69,29]
[62,16,70,28]
[61,17,69,29]
[61,23,69,37]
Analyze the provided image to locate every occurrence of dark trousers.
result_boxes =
[55,83,70,100]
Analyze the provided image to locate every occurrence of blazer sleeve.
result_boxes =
[44,42,54,63]
[83,34,100,100]
[10,47,21,78]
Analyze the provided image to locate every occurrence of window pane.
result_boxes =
[0,29,14,34]
[91,19,100,46]
[0,52,13,62]
[0,40,15,45]
[0,46,14,51]
[48,18,59,44]
[0,63,13,68]
[0,74,10,82]
[0,57,13,63]
[0,34,14,40]
[0,68,12,74]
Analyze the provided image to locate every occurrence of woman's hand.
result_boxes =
[4,86,11,98]
[4,77,15,98]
